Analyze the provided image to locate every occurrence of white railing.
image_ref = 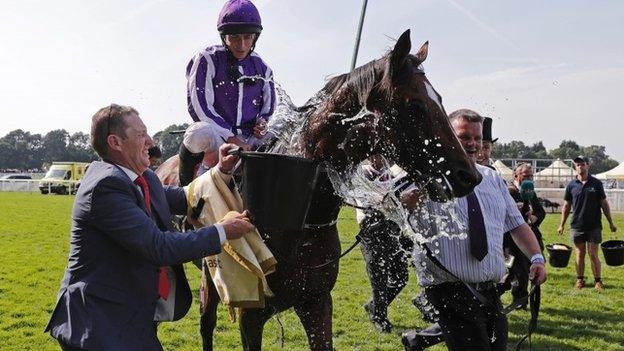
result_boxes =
[536,188,624,213]
[0,179,79,194]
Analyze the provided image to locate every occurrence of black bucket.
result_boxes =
[546,243,572,268]
[601,240,624,267]
[237,151,320,232]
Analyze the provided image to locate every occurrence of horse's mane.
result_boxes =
[319,54,393,108]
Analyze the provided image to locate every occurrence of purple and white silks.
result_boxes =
[186,45,276,144]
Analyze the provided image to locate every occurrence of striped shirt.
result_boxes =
[410,164,525,286]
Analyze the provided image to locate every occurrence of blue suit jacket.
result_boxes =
[45,161,221,350]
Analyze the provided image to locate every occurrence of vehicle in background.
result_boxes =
[39,162,89,195]
[0,174,32,180]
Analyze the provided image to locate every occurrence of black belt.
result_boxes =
[469,280,497,292]
[430,281,498,295]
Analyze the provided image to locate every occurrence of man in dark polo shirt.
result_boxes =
[558,156,617,292]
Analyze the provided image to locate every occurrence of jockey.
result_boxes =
[179,0,276,186]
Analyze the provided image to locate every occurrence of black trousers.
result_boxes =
[425,282,508,351]
[58,341,87,351]
[359,212,411,320]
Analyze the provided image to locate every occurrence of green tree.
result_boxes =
[492,140,532,159]
[152,124,189,160]
[42,129,70,163]
[67,132,98,162]
[550,140,581,160]
[579,145,619,174]
[0,129,43,169]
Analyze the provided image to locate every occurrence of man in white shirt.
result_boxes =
[402,109,546,351]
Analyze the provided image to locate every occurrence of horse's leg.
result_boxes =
[199,263,220,351]
[294,293,333,351]
[239,307,274,351]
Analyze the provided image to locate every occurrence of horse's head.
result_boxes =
[303,29,480,200]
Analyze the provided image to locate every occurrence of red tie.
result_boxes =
[134,174,170,300]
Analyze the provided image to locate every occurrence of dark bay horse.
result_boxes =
[157,29,480,350]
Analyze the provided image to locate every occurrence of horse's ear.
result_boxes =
[416,41,429,63]
[389,30,412,84]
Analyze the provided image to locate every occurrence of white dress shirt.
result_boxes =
[410,164,525,286]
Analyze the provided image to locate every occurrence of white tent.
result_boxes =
[595,162,624,180]
[535,159,575,182]
[492,160,514,181]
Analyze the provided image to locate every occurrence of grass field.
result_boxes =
[1,192,624,350]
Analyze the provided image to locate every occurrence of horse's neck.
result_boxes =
[303,103,374,171]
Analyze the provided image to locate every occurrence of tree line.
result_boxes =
[491,140,619,174]
[0,125,188,171]
[0,126,618,174]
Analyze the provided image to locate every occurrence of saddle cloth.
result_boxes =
[185,167,276,320]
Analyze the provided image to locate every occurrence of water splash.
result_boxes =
[257,77,469,288]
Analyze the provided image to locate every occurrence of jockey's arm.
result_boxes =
[186,53,229,127]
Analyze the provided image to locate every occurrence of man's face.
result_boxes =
[516,166,534,183]
[451,119,482,163]
[574,161,589,176]
[116,113,153,174]
[225,33,255,60]
[477,140,492,165]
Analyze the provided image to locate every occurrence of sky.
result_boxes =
[1,0,623,161]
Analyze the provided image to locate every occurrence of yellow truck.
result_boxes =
[39,162,89,195]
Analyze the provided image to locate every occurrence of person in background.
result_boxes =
[356,157,415,333]
[402,109,546,351]
[148,145,162,169]
[178,0,276,186]
[476,116,497,169]
[502,163,545,307]
[558,156,617,292]
[45,104,254,351]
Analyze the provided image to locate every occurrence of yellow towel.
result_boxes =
[185,168,276,321]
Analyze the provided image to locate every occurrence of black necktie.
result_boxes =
[466,191,488,261]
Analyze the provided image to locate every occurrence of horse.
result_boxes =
[156,29,481,351]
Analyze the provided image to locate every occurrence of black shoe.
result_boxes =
[401,324,444,351]
[363,301,392,333]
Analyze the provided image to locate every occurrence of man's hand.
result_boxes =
[219,210,255,240]
[217,143,240,174]
[253,117,268,139]
[400,188,427,211]
[226,136,251,151]
[557,225,564,235]
[529,262,547,285]
[609,222,618,233]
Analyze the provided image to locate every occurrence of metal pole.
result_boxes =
[350,0,369,71]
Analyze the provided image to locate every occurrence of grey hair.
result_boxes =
[448,109,484,124]
[514,163,533,176]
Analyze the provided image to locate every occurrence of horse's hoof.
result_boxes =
[363,301,392,333]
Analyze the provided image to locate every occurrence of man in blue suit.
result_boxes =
[45,104,254,350]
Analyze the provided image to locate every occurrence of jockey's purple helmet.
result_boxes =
[217,0,263,35]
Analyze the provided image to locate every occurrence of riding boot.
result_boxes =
[178,143,204,186]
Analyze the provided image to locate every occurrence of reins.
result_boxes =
[305,172,438,270]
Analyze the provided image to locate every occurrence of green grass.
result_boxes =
[1,192,623,350]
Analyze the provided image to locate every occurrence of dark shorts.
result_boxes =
[571,228,602,244]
